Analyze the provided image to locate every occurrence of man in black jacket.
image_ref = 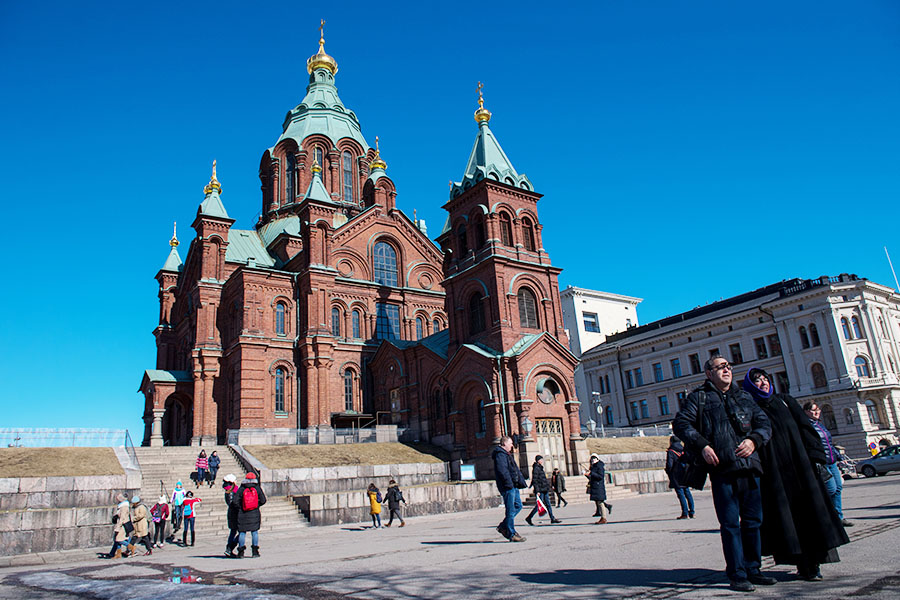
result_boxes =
[525,455,561,525]
[673,354,774,593]
[492,435,527,542]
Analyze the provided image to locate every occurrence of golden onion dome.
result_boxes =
[370,136,387,171]
[311,158,323,174]
[307,20,338,75]
[169,222,179,248]
[474,81,492,124]
[203,159,222,195]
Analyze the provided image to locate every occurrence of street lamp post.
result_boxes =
[592,391,605,438]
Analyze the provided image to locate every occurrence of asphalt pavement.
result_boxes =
[2,474,899,599]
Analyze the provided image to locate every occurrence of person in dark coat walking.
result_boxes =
[584,454,608,523]
[665,436,695,519]
[208,451,221,487]
[230,472,267,558]
[222,473,240,557]
[384,480,407,527]
[551,467,567,507]
[673,354,774,593]
[525,456,561,525]
[742,368,849,581]
[492,435,527,542]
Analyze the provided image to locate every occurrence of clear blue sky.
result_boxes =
[1,1,898,436]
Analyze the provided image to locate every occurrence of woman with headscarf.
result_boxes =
[741,367,849,581]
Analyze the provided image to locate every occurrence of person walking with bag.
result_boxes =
[180,491,201,546]
[525,456,561,525]
[107,493,131,559]
[231,472,266,558]
[384,480,407,527]
[171,480,186,532]
[366,483,383,529]
[665,436,695,519]
[673,354,774,593]
[208,451,221,487]
[551,467,567,508]
[130,496,153,555]
[743,369,849,581]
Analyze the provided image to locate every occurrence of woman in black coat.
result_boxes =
[584,454,608,524]
[665,436,695,519]
[742,368,849,581]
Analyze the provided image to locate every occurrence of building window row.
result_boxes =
[841,315,864,340]
[453,211,538,258]
[330,304,444,341]
[798,323,821,349]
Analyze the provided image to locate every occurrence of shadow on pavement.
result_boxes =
[513,567,722,588]
[421,540,498,545]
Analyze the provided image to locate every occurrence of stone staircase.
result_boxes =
[132,446,308,539]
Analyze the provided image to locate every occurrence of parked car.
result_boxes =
[855,445,900,478]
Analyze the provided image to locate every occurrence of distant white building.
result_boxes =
[581,274,900,457]
[560,286,642,432]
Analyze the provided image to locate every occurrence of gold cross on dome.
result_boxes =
[319,19,325,40]
[477,81,484,108]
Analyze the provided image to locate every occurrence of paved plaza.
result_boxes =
[2,475,899,599]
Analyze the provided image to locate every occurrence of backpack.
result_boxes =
[375,490,383,503]
[150,504,162,522]
[242,486,259,511]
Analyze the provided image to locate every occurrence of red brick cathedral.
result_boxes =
[140,31,588,475]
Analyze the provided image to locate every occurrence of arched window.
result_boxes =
[821,404,837,430]
[517,288,539,329]
[841,317,852,340]
[811,363,827,388]
[331,307,341,337]
[444,388,453,415]
[275,303,286,335]
[851,316,863,338]
[342,150,353,203]
[865,399,881,425]
[499,212,513,247]
[469,293,485,334]
[522,218,535,252]
[605,405,614,426]
[314,147,325,172]
[799,326,810,349]
[285,153,295,203]
[855,356,871,377]
[432,389,441,419]
[478,400,486,433]
[274,367,285,412]
[352,310,361,339]
[344,370,354,411]
[433,318,441,333]
[373,241,398,287]
[809,323,821,346]
[844,408,854,425]
[457,225,468,256]
[416,317,424,340]
[473,216,486,249]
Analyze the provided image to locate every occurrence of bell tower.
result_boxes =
[438,86,570,357]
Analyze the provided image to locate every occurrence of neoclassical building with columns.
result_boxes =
[582,274,900,457]
[139,31,587,476]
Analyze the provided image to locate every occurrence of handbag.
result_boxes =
[123,520,134,535]
[672,391,708,490]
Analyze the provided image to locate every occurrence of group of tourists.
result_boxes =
[492,440,614,543]
[672,354,850,592]
[489,353,850,593]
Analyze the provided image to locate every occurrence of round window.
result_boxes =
[536,377,560,404]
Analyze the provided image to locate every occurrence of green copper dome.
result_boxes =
[450,114,531,199]
[271,68,369,152]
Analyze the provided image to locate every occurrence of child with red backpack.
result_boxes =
[230,472,266,558]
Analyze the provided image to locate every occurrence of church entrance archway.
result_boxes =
[534,418,566,474]
[163,395,193,446]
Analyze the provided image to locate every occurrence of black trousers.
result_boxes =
[387,507,404,525]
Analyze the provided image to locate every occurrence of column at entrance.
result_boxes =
[150,409,165,447]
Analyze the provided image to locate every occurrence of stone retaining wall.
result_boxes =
[0,449,140,556]
[601,451,669,494]
[295,481,502,526]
